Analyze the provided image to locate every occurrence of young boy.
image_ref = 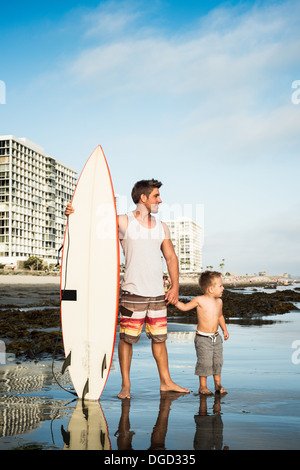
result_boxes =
[175,271,229,395]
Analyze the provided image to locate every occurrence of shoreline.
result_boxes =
[0,273,61,284]
[180,275,300,288]
[0,272,299,287]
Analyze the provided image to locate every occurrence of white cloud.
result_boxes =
[66,0,300,100]
[63,0,300,166]
[82,1,142,38]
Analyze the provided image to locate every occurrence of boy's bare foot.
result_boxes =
[160,381,190,394]
[215,385,227,395]
[199,388,213,395]
[118,386,131,399]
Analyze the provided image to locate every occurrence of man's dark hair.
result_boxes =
[131,179,162,204]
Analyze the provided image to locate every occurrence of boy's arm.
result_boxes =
[218,300,229,340]
[175,297,201,312]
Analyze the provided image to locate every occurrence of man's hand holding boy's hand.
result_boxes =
[165,285,179,305]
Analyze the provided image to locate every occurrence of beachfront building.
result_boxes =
[165,217,202,274]
[0,135,77,267]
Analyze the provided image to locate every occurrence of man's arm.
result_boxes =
[161,222,179,305]
[118,214,128,241]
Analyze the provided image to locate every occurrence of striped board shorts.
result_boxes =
[119,291,167,344]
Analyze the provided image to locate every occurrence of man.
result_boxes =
[65,179,189,398]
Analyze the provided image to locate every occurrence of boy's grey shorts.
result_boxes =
[194,334,223,377]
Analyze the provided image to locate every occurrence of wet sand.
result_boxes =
[0,275,60,307]
[0,279,300,451]
[1,277,299,360]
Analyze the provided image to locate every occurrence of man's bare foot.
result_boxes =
[199,388,213,395]
[118,386,131,399]
[160,381,190,394]
[215,385,227,395]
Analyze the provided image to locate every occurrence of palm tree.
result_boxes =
[219,259,225,273]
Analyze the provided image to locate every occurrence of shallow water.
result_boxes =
[0,299,300,450]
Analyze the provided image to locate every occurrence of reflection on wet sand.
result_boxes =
[0,365,48,439]
[62,400,110,450]
[1,395,49,438]
[0,365,46,393]
[0,352,235,451]
[194,394,228,450]
[115,392,188,451]
[114,392,229,451]
[0,364,70,446]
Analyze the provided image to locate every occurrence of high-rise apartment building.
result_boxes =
[166,217,202,273]
[0,135,77,266]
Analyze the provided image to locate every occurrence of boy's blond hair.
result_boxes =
[199,270,222,293]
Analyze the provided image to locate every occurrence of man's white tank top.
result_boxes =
[120,212,165,297]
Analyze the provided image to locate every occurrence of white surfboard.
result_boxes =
[60,146,119,401]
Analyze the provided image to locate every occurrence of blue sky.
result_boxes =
[1,0,300,276]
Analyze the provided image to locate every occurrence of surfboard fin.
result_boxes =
[61,351,72,375]
[61,425,71,447]
[81,401,89,421]
[101,354,107,378]
[100,430,106,450]
[82,378,89,400]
